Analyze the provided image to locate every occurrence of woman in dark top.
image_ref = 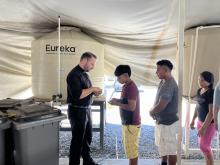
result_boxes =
[190,71,216,165]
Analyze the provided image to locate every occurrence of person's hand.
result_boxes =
[108,98,119,106]
[198,127,206,137]
[93,90,102,96]
[149,109,155,119]
[190,121,195,130]
[92,87,102,96]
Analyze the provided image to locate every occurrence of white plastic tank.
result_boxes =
[31,27,104,100]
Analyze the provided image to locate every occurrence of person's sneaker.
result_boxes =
[83,158,99,165]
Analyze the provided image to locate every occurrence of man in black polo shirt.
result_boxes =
[66,52,102,165]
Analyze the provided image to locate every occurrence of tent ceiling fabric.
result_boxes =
[0,0,220,98]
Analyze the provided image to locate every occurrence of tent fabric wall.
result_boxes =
[0,31,32,99]
[183,27,220,97]
[103,43,177,85]
[0,0,220,98]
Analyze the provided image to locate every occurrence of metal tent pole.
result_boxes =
[58,16,61,96]
[184,98,191,157]
[177,0,185,164]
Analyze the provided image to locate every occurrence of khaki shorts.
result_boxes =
[122,125,141,159]
[155,121,179,157]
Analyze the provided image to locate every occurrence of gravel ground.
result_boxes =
[59,124,218,159]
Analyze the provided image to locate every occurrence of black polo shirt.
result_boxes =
[195,88,214,123]
[66,65,93,106]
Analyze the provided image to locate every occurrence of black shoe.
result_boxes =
[83,158,99,165]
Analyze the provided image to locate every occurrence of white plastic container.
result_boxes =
[31,27,104,100]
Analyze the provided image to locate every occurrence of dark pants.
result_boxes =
[68,106,93,165]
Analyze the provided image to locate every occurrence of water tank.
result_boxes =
[31,27,104,100]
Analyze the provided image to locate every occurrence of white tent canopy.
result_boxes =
[0,0,220,98]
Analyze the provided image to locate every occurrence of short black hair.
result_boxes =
[114,65,131,77]
[156,59,173,70]
[80,52,97,60]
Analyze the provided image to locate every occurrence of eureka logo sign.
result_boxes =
[45,44,76,55]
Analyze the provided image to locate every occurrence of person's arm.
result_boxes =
[120,99,137,111]
[110,99,137,112]
[190,89,200,129]
[198,90,214,136]
[109,84,137,111]
[149,98,169,116]
[110,98,121,102]
[198,104,213,136]
[190,109,198,129]
[67,74,101,100]
[213,106,219,130]
[80,87,102,99]
[150,82,173,116]
[213,85,220,130]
